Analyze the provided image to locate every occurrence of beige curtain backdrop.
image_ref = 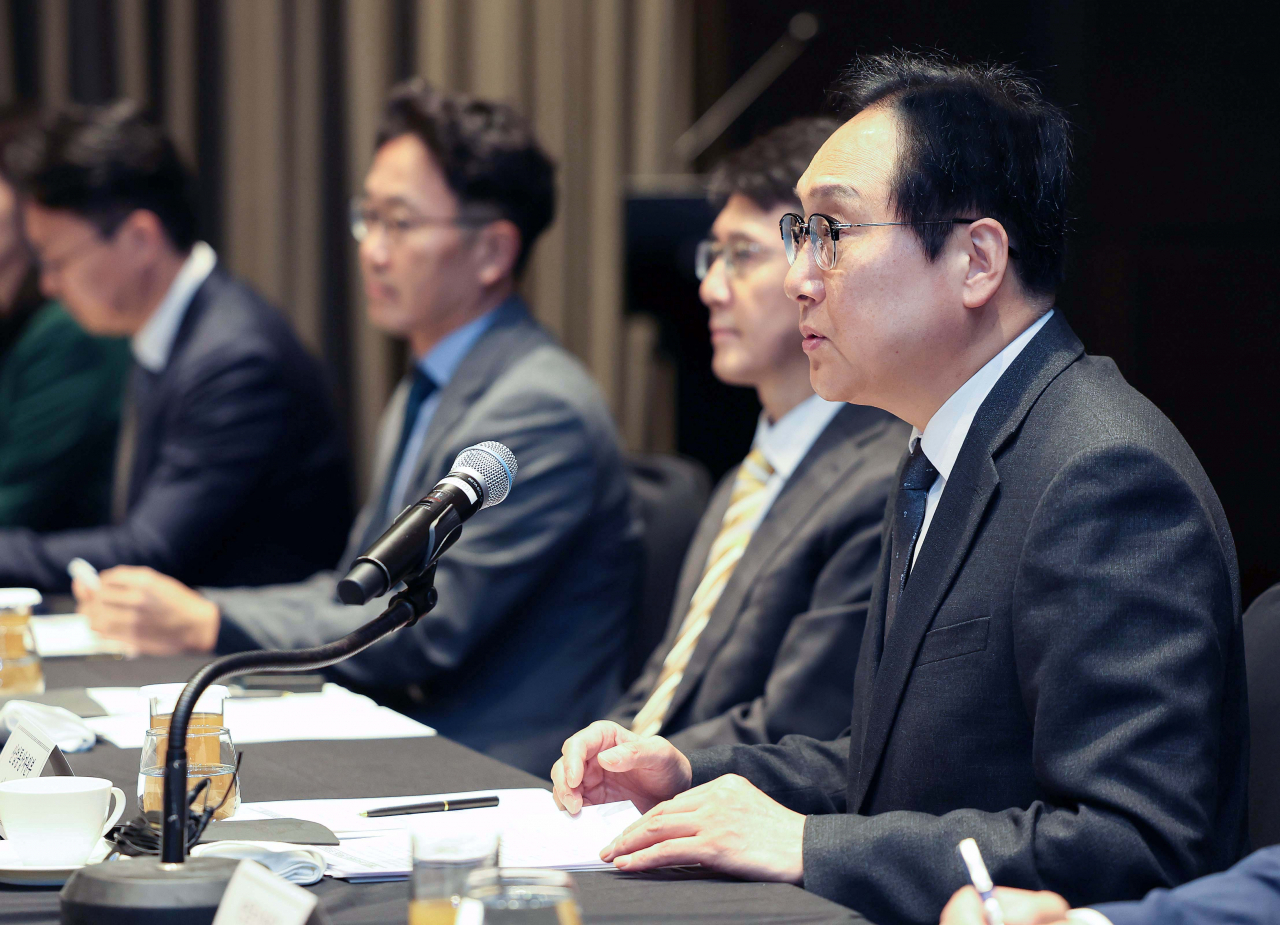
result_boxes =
[1,0,693,496]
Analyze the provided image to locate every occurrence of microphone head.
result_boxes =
[451,441,517,508]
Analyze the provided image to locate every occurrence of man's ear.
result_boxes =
[116,209,172,260]
[960,217,1011,309]
[475,219,523,287]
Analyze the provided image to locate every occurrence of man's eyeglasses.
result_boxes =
[349,196,496,246]
[694,239,771,281]
[34,232,105,277]
[779,212,1019,271]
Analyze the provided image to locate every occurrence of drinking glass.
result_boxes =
[408,819,500,925]
[137,725,239,821]
[462,868,582,925]
[142,682,228,730]
[0,588,44,695]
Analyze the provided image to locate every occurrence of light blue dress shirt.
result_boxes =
[385,306,502,512]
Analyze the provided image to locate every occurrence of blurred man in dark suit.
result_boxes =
[553,52,1246,923]
[609,119,907,750]
[77,82,639,775]
[0,102,351,598]
[0,109,131,531]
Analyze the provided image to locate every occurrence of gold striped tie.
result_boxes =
[631,447,775,737]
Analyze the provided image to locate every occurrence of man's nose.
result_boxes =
[783,245,820,305]
[698,257,731,308]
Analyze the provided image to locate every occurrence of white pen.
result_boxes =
[958,838,1004,925]
[67,557,101,591]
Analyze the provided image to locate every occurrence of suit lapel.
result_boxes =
[127,273,219,505]
[662,405,892,727]
[347,381,410,560]
[849,313,1085,811]
[407,299,550,492]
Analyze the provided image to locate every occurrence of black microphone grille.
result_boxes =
[451,442,517,508]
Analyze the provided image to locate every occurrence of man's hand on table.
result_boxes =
[552,721,693,813]
[550,720,805,884]
[941,886,1074,925]
[74,565,219,655]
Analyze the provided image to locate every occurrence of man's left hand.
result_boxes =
[600,773,805,883]
[75,566,220,655]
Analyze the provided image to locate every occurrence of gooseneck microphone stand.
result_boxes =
[60,566,440,925]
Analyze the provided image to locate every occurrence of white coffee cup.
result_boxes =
[0,777,125,867]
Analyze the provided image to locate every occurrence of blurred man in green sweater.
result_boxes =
[0,111,130,530]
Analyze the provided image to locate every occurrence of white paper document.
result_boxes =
[30,614,130,658]
[82,684,435,747]
[237,788,641,879]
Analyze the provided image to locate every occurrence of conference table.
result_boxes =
[3,653,866,924]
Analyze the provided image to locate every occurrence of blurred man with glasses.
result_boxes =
[77,81,639,776]
[606,118,907,751]
[0,102,351,594]
[553,52,1245,923]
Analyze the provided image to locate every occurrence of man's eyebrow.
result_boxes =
[359,193,414,209]
[804,183,861,206]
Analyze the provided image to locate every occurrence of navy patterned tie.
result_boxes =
[884,442,939,641]
[373,367,437,529]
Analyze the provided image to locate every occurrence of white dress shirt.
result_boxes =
[385,307,501,512]
[130,241,217,373]
[910,309,1055,564]
[741,392,845,533]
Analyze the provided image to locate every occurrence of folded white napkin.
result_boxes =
[190,840,326,885]
[0,701,96,753]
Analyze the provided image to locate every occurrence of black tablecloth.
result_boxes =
[2,655,861,924]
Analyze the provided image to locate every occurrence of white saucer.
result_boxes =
[0,838,115,886]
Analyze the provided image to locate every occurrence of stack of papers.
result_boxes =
[235,788,641,880]
[30,614,130,658]
[81,684,435,747]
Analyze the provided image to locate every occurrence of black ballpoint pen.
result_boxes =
[359,795,500,817]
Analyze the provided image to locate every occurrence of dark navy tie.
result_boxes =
[374,367,437,529]
[884,442,939,641]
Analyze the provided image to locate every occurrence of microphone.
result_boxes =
[337,441,517,606]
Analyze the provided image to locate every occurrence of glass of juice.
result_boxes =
[142,682,228,730]
[137,725,240,821]
[0,588,44,696]
[462,868,582,925]
[409,818,500,925]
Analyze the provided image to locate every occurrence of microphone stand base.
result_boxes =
[60,856,239,925]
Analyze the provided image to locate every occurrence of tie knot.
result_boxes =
[740,447,774,485]
[901,442,939,491]
[408,367,436,402]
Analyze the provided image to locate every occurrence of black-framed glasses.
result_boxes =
[694,239,772,281]
[350,196,497,246]
[779,212,1019,270]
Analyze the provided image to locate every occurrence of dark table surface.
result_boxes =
[2,654,861,924]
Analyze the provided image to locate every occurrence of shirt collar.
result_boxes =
[414,300,506,387]
[911,308,1055,481]
[131,241,217,373]
[752,392,845,480]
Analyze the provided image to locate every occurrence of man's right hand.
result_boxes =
[550,720,693,814]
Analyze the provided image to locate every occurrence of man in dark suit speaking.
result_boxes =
[0,103,351,595]
[608,118,907,750]
[552,52,1247,924]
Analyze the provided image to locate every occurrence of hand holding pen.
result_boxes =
[942,840,1073,925]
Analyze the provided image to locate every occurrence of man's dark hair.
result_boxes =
[707,116,840,212]
[376,79,556,276]
[0,106,38,188]
[833,51,1072,294]
[3,100,197,251]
